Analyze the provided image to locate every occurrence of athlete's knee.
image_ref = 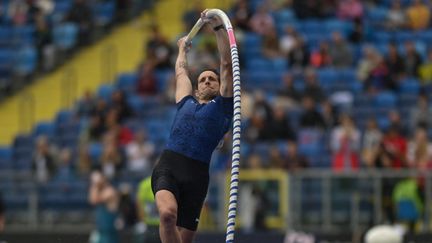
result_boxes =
[159,206,177,227]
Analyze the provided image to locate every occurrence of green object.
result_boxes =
[392,179,423,213]
[137,177,160,226]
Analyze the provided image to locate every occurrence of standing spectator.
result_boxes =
[407,127,432,169]
[249,5,274,36]
[125,130,155,173]
[403,41,422,78]
[419,49,432,85]
[32,136,57,183]
[299,96,326,129]
[136,177,161,243]
[288,36,310,69]
[303,68,325,102]
[146,25,173,70]
[310,41,332,68]
[330,114,361,171]
[362,118,383,168]
[230,0,252,31]
[386,0,407,30]
[410,94,432,130]
[385,43,405,84]
[377,125,408,169]
[328,32,353,68]
[88,171,120,243]
[67,0,93,45]
[337,0,364,21]
[406,0,430,31]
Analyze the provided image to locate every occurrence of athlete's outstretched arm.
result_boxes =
[175,36,193,103]
[203,10,233,98]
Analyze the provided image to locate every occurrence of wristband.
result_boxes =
[213,24,224,31]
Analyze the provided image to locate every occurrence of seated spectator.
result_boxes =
[407,127,432,169]
[292,0,322,19]
[77,144,93,176]
[337,0,364,21]
[7,0,28,26]
[67,0,93,45]
[357,46,381,83]
[268,145,284,169]
[146,25,173,70]
[249,4,274,36]
[105,108,133,146]
[409,94,432,130]
[375,125,408,169]
[76,90,97,117]
[230,0,252,31]
[262,28,282,59]
[125,129,155,172]
[406,0,430,31]
[329,31,353,68]
[403,41,422,78]
[245,93,274,142]
[419,49,432,85]
[137,62,157,95]
[388,110,409,137]
[299,96,326,129]
[386,0,407,30]
[330,114,361,171]
[288,36,310,69]
[32,136,57,183]
[268,105,296,141]
[357,46,393,93]
[385,43,405,84]
[362,118,383,168]
[321,99,339,129]
[110,90,133,122]
[277,72,301,109]
[348,19,364,43]
[303,67,325,102]
[281,141,308,171]
[310,41,332,68]
[55,148,76,180]
[279,25,298,57]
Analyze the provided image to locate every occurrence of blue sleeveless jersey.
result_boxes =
[166,95,233,163]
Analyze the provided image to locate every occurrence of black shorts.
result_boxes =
[151,150,209,231]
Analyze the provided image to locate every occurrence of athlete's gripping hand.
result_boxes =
[177,36,191,53]
[201,9,224,32]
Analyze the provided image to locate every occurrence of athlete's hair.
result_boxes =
[193,68,220,88]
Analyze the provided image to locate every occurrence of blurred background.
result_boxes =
[0,0,431,242]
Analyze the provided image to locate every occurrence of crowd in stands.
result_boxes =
[2,0,432,232]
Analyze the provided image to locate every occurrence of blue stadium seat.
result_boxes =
[93,1,115,26]
[116,72,138,92]
[88,143,103,161]
[53,22,79,50]
[97,84,115,100]
[34,122,56,137]
[374,91,397,108]
[399,79,420,94]
[273,9,296,24]
[0,147,12,169]
[242,33,262,49]
[154,70,174,92]
[15,45,37,76]
[12,25,35,45]
[325,19,353,36]
[55,110,74,124]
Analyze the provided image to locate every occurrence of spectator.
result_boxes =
[269,145,284,169]
[277,72,301,108]
[125,129,155,173]
[348,19,364,43]
[410,94,432,130]
[310,41,332,68]
[67,0,93,45]
[337,0,364,21]
[32,136,57,183]
[85,115,106,142]
[328,32,353,68]
[55,148,76,180]
[230,0,252,31]
[249,4,274,36]
[262,28,281,59]
[268,105,296,141]
[110,90,133,122]
[385,43,405,84]
[136,177,161,243]
[105,108,133,146]
[330,114,361,171]
[99,140,123,179]
[404,41,422,78]
[357,46,392,93]
[386,0,407,30]
[146,25,173,70]
[299,96,326,129]
[406,0,430,31]
[388,110,409,137]
[34,12,53,71]
[7,0,28,26]
[92,98,109,119]
[137,62,157,96]
[288,36,310,69]
[292,0,322,19]
[282,141,309,171]
[357,46,381,83]
[77,144,93,176]
[376,125,408,169]
[321,99,339,129]
[419,49,432,85]
[88,171,120,243]
[117,183,138,229]
[279,25,298,57]
[407,127,432,169]
[303,68,325,102]
[76,90,97,117]
[362,118,383,168]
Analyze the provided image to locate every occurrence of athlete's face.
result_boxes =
[196,71,220,101]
